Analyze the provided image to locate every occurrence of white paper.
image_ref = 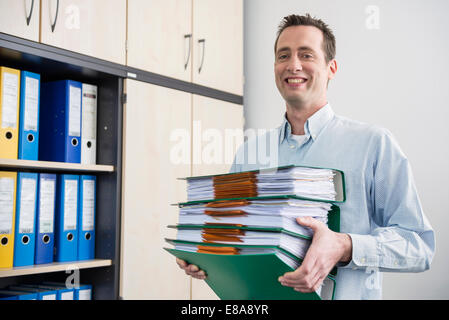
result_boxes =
[64,179,78,231]
[23,76,39,131]
[78,289,92,300]
[18,178,37,234]
[68,85,81,137]
[39,179,55,234]
[0,177,14,234]
[82,180,95,231]
[1,72,19,128]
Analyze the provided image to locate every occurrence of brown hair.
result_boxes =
[274,14,336,63]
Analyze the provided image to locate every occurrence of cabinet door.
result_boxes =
[192,0,243,95]
[120,79,191,299]
[0,0,39,41]
[191,94,244,299]
[41,0,126,64]
[127,0,192,81]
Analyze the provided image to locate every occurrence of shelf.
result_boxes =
[0,158,114,173]
[0,259,112,278]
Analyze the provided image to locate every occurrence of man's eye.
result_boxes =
[302,54,313,59]
[278,54,288,60]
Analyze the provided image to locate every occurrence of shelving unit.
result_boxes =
[0,32,124,300]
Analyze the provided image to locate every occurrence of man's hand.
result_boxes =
[176,258,207,280]
[278,216,352,293]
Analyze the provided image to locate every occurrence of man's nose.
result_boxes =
[287,55,302,72]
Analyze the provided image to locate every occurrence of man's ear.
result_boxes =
[328,59,337,80]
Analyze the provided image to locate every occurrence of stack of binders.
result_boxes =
[0,66,98,164]
[0,172,97,269]
[165,165,345,300]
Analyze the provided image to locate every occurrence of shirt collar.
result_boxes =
[279,103,335,143]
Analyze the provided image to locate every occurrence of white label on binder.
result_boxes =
[1,72,19,128]
[60,291,74,300]
[42,294,56,300]
[0,177,14,234]
[82,179,95,231]
[18,178,37,234]
[39,179,55,234]
[24,76,39,131]
[68,85,81,137]
[82,85,97,139]
[64,179,78,231]
[78,289,92,300]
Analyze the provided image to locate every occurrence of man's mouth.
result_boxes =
[285,77,307,84]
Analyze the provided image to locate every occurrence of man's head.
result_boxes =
[274,14,337,111]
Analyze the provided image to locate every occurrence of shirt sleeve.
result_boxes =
[340,129,435,273]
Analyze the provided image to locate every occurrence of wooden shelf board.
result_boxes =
[0,259,113,278]
[0,158,114,173]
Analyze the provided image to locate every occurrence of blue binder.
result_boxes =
[35,173,57,265]
[18,71,40,160]
[13,172,38,267]
[78,175,96,260]
[42,282,92,300]
[39,80,82,163]
[33,284,74,300]
[0,290,38,300]
[8,285,57,300]
[54,174,79,262]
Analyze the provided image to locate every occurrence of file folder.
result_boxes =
[13,172,38,267]
[0,66,20,159]
[0,290,38,300]
[18,71,40,160]
[35,173,57,265]
[0,171,17,268]
[39,80,82,163]
[54,174,79,262]
[81,83,97,164]
[8,285,57,300]
[165,243,336,300]
[78,175,96,260]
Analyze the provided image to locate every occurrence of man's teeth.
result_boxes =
[287,78,306,83]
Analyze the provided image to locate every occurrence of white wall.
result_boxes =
[244,0,449,299]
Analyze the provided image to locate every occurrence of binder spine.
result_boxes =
[78,175,96,260]
[18,71,40,160]
[54,174,79,262]
[13,172,38,267]
[35,173,56,265]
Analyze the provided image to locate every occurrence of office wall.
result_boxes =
[244,0,449,299]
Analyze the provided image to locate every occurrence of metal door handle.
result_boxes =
[25,0,35,26]
[184,34,192,70]
[50,0,60,32]
[198,39,206,74]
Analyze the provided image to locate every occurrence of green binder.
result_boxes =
[165,242,336,300]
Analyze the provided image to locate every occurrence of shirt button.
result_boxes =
[361,257,366,263]
[394,260,399,266]
[289,145,295,149]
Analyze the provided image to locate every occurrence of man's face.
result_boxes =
[274,25,336,108]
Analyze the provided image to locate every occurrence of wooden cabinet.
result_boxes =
[192,0,243,95]
[120,79,191,299]
[0,0,40,42]
[127,0,243,95]
[127,0,192,82]
[41,0,126,64]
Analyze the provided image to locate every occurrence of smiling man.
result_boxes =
[177,14,435,300]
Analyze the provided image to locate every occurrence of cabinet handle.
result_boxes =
[50,0,60,32]
[184,34,192,70]
[25,0,35,26]
[198,39,206,74]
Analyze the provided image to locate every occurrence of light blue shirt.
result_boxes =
[230,103,435,300]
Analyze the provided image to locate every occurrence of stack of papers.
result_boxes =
[185,166,338,202]
[166,165,345,300]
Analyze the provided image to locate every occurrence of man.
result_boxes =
[176,14,435,299]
